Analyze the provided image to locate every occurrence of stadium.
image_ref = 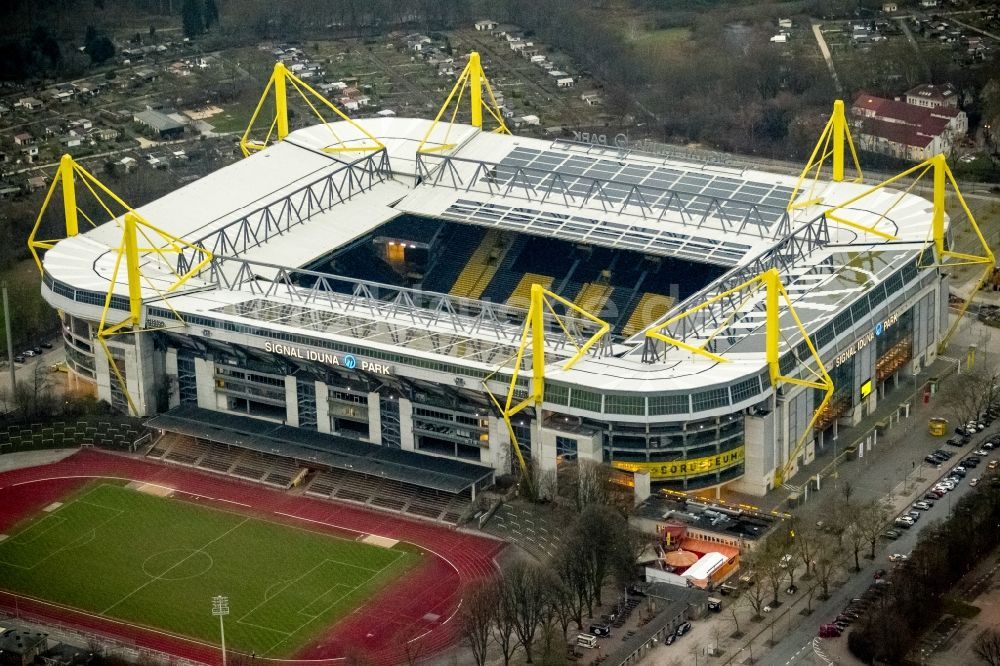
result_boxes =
[29,52,993,512]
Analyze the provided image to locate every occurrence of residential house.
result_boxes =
[904,83,958,109]
[474,20,498,31]
[770,33,788,43]
[580,92,602,106]
[882,2,898,12]
[406,34,431,52]
[556,77,575,88]
[90,127,119,141]
[15,97,43,111]
[852,91,967,160]
[44,125,62,138]
[13,132,32,146]
[134,109,184,139]
[26,175,47,192]
[920,0,937,7]
[778,18,793,29]
[61,135,83,148]
[118,156,137,173]
[0,186,21,199]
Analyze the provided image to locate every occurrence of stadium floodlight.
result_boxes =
[211,595,230,666]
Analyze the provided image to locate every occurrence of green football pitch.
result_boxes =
[0,483,420,656]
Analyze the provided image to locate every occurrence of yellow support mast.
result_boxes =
[417,51,509,154]
[484,284,610,491]
[646,268,834,488]
[787,100,863,211]
[240,62,384,158]
[824,153,994,350]
[28,155,212,415]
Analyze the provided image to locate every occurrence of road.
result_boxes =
[811,23,842,94]
[764,436,992,665]
[896,18,932,80]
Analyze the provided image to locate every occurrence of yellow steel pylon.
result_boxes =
[483,284,609,491]
[825,153,994,350]
[240,62,384,158]
[787,100,863,211]
[28,155,212,415]
[645,268,834,487]
[417,51,509,154]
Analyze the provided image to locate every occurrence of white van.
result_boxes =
[577,634,598,649]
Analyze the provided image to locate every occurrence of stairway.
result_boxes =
[449,230,512,299]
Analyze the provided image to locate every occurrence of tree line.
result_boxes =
[458,502,644,665]
[848,472,1000,663]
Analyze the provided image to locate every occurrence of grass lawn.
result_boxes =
[0,483,419,657]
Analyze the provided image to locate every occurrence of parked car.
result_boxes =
[925,455,942,465]
[906,510,921,522]
[934,449,955,459]
[913,501,932,511]
[13,354,24,363]
[962,458,980,467]
[970,478,979,487]
[894,518,913,529]
[888,553,908,562]
[951,467,967,478]
[883,529,901,539]
[22,350,36,357]
[675,622,692,637]
[975,449,990,457]
[946,436,965,447]
[989,460,998,470]
[819,624,842,638]
[589,623,611,637]
[925,491,943,500]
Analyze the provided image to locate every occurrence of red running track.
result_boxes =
[0,449,504,665]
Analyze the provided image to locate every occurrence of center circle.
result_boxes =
[141,549,214,580]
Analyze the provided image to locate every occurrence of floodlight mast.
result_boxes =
[211,595,230,666]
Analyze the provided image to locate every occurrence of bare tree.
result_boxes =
[460,581,497,666]
[792,522,820,578]
[841,480,855,505]
[844,523,865,572]
[506,559,550,663]
[942,369,1000,426]
[974,629,1000,666]
[492,579,520,666]
[814,536,842,599]
[857,499,891,560]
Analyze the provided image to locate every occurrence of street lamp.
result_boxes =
[212,595,230,666]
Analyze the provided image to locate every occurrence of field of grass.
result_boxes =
[0,483,418,657]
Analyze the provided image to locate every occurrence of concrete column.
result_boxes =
[398,397,415,451]
[284,375,298,427]
[315,381,331,434]
[194,356,217,410]
[165,348,180,409]
[487,415,512,473]
[367,391,382,444]
[633,471,651,505]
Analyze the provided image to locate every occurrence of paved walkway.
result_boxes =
[811,23,842,93]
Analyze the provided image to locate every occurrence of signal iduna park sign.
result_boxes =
[263,341,392,375]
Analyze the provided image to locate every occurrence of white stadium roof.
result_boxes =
[42,118,942,392]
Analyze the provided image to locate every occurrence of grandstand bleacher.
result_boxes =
[145,405,486,525]
[297,216,725,333]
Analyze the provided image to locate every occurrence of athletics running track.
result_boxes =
[0,448,504,665]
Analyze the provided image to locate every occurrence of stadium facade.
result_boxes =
[35,69,976,499]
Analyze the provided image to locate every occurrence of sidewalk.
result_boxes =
[721,355,960,516]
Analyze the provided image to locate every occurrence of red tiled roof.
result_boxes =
[859,117,935,149]
[853,92,959,123]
